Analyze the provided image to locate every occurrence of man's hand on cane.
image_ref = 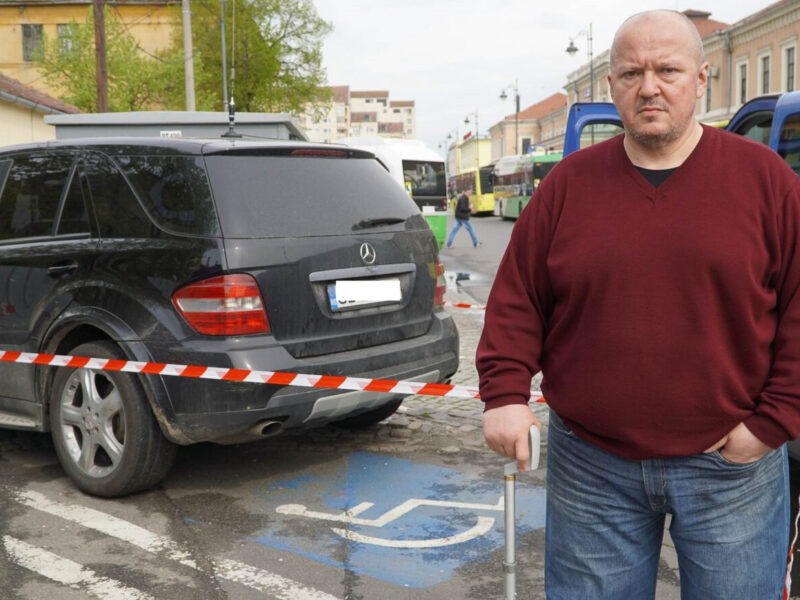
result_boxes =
[483,403,541,472]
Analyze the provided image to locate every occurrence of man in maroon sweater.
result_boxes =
[478,9,800,599]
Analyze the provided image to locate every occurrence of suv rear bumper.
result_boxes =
[144,312,459,444]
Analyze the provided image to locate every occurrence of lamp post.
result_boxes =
[464,111,480,169]
[566,23,594,103]
[500,79,520,155]
[438,127,459,198]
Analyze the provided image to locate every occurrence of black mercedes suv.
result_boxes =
[0,138,458,496]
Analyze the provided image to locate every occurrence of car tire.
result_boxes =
[333,399,403,429]
[49,340,177,497]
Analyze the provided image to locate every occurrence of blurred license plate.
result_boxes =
[328,279,401,310]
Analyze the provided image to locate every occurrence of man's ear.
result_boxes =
[696,62,710,99]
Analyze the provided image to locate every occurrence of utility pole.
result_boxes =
[93,0,108,112]
[181,0,196,111]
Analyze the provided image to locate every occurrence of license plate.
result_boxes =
[328,278,402,311]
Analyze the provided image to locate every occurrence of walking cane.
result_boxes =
[504,425,541,600]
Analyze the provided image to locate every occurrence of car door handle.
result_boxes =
[47,260,79,277]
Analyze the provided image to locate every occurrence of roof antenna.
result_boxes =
[221,96,242,138]
[221,0,241,138]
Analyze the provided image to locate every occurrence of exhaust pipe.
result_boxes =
[248,420,284,438]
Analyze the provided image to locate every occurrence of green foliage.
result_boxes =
[186,0,332,112]
[39,8,181,112]
[38,1,333,114]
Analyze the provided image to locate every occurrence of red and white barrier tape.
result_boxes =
[444,301,486,311]
[0,350,546,403]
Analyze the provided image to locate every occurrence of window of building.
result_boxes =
[705,79,712,113]
[393,108,400,114]
[760,54,771,94]
[22,24,44,62]
[57,23,75,54]
[365,99,373,103]
[787,46,796,92]
[522,138,533,154]
[737,61,748,105]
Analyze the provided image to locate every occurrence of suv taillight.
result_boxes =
[434,259,446,308]
[172,274,270,336]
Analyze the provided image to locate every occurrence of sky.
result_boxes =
[311,0,777,158]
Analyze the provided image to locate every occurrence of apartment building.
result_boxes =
[0,0,177,97]
[299,86,416,143]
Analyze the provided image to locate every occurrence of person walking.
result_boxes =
[478,9,800,599]
[446,190,480,248]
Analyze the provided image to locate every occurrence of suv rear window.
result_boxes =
[117,155,220,236]
[205,155,420,238]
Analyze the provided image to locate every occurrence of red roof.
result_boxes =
[390,100,414,107]
[351,90,389,98]
[681,9,729,37]
[509,93,567,121]
[329,85,349,104]
[0,72,80,114]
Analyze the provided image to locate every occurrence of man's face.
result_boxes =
[608,17,708,148]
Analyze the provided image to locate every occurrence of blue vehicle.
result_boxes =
[563,93,800,458]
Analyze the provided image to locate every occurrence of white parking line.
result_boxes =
[12,490,340,600]
[3,535,154,600]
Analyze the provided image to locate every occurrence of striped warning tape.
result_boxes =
[0,350,546,403]
[444,301,486,311]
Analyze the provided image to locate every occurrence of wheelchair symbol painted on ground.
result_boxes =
[276,495,506,548]
[252,452,547,588]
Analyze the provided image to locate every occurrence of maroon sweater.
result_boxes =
[477,125,800,459]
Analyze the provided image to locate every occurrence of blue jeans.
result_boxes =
[545,409,790,599]
[446,218,478,247]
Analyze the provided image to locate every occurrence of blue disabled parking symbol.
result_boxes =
[249,452,546,588]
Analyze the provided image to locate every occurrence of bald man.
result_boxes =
[478,10,800,599]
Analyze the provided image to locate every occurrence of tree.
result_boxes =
[38,8,181,112]
[185,0,332,112]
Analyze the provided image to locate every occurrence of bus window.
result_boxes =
[479,166,494,193]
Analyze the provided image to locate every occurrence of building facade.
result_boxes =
[299,86,416,143]
[699,0,800,123]
[560,5,800,126]
[0,0,178,97]
[489,93,569,160]
[0,71,80,146]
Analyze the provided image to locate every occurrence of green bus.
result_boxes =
[493,153,562,220]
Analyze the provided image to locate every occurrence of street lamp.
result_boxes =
[566,22,594,103]
[500,79,520,155]
[464,111,480,169]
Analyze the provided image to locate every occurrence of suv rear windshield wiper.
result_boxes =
[353,217,406,230]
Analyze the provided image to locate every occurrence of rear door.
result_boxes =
[0,150,97,412]
[205,149,440,358]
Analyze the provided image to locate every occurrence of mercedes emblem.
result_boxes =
[359,242,377,265]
